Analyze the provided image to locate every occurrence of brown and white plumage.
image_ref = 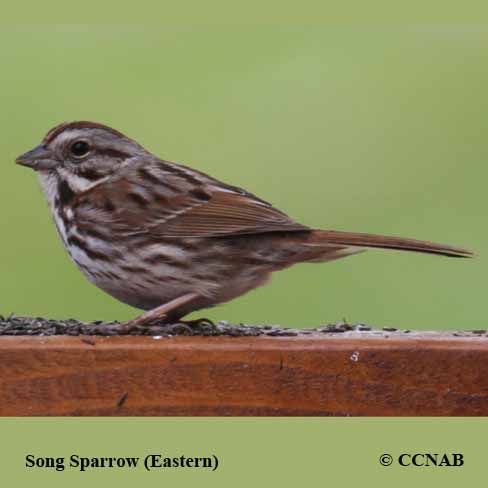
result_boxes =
[16,121,473,324]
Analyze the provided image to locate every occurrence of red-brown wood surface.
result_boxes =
[0,334,487,416]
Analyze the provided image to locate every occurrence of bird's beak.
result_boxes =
[15,145,58,170]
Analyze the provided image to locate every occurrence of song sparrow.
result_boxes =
[16,121,472,326]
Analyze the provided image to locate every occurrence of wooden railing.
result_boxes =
[0,318,487,416]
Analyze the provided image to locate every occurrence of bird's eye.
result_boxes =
[70,140,90,158]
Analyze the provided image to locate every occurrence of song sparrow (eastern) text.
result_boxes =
[16,121,472,326]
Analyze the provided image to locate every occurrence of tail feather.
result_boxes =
[310,230,474,258]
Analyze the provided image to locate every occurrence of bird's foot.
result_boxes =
[178,317,215,327]
[160,318,216,336]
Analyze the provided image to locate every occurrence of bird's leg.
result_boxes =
[121,292,199,327]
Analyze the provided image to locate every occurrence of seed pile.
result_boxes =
[0,314,485,337]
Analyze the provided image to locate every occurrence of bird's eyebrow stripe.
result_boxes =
[43,121,127,144]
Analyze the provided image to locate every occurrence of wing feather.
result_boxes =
[73,160,308,238]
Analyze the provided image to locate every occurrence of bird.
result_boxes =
[15,121,473,327]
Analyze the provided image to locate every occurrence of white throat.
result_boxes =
[37,170,59,213]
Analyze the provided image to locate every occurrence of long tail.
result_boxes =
[310,230,474,258]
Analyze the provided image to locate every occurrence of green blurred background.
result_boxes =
[0,26,485,329]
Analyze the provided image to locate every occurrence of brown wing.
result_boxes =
[159,191,309,237]
[73,160,309,238]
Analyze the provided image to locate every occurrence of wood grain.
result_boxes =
[0,334,487,416]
